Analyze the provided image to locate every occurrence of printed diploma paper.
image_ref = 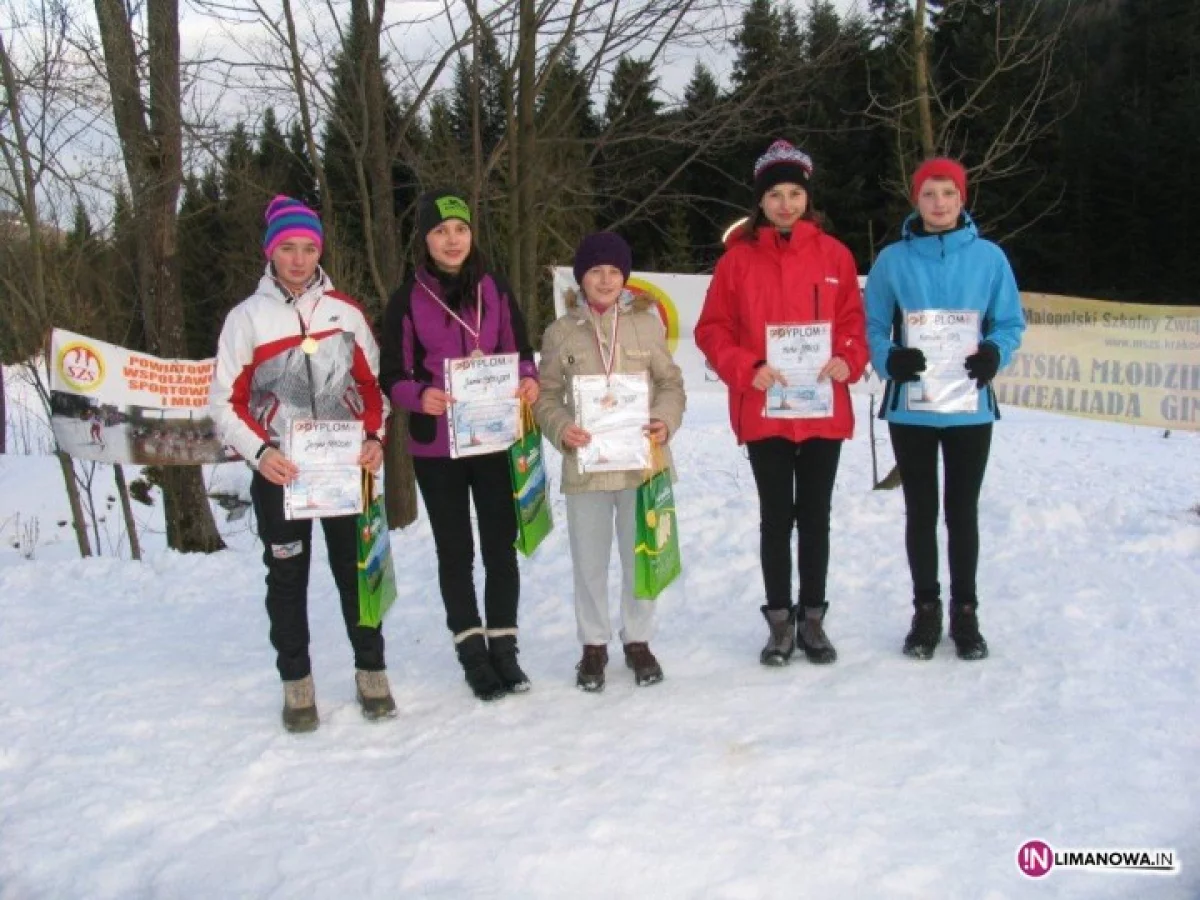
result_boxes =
[904,309,980,414]
[764,322,834,418]
[444,353,521,458]
[573,372,651,474]
[284,419,364,519]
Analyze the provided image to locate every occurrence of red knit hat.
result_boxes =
[910,158,967,206]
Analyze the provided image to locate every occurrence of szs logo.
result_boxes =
[57,342,105,392]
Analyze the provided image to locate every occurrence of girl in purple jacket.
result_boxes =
[379,189,539,702]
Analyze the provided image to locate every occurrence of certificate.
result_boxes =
[764,322,834,418]
[444,353,521,458]
[283,418,364,520]
[573,372,651,474]
[903,309,980,413]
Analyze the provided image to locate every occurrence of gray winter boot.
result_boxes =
[760,606,796,666]
[797,603,837,664]
[282,674,319,733]
[355,669,398,720]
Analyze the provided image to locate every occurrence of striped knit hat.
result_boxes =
[753,140,814,201]
[262,195,323,258]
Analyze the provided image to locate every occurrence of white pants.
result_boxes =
[564,488,656,646]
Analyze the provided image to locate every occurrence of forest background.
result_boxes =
[2,0,1197,551]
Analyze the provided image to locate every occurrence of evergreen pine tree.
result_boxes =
[596,56,667,270]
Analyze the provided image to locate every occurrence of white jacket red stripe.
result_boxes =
[209,266,385,466]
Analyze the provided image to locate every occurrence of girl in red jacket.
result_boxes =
[695,139,868,667]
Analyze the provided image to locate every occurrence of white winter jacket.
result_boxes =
[208,266,385,466]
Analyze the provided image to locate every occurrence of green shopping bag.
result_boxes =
[634,447,681,599]
[508,403,553,556]
[357,472,397,627]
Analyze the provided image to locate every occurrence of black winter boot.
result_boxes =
[903,599,943,660]
[949,602,989,661]
[455,633,507,701]
[488,634,531,693]
[760,606,796,666]
[797,603,837,665]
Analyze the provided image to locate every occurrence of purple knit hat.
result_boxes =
[262,195,324,258]
[752,139,814,201]
[573,231,632,285]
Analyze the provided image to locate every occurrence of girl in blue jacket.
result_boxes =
[865,158,1025,661]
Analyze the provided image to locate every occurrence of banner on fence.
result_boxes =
[48,329,234,464]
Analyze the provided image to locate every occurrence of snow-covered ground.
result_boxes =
[2,368,1198,898]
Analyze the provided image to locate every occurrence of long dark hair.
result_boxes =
[414,227,489,310]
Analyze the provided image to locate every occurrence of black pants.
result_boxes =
[746,437,843,610]
[250,474,385,681]
[413,453,519,638]
[888,422,993,606]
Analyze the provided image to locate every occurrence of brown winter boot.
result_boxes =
[623,642,664,687]
[575,644,608,693]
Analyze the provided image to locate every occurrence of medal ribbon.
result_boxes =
[295,296,322,351]
[590,305,620,384]
[417,276,483,354]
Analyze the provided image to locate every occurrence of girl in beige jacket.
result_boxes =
[534,232,686,692]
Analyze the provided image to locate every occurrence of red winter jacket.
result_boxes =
[695,220,868,444]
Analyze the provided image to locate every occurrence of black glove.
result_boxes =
[964,340,1000,388]
[886,346,926,384]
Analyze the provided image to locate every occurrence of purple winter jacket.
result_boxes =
[378,267,538,458]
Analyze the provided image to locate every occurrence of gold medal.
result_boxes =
[301,337,319,355]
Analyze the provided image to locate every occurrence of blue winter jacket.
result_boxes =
[865,211,1025,427]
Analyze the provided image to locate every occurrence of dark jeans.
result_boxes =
[413,453,519,638]
[746,437,844,610]
[250,473,385,681]
[888,422,993,606]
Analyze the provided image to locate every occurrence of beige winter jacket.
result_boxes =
[534,294,686,494]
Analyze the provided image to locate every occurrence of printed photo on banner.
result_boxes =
[49,329,235,465]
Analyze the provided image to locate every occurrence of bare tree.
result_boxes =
[868,0,1077,239]
[0,2,100,553]
[92,0,225,552]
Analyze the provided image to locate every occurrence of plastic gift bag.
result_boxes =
[357,471,397,627]
[633,445,681,599]
[508,402,553,556]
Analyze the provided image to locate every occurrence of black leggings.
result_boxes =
[250,474,385,681]
[413,453,519,638]
[888,422,993,606]
[746,437,843,610]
